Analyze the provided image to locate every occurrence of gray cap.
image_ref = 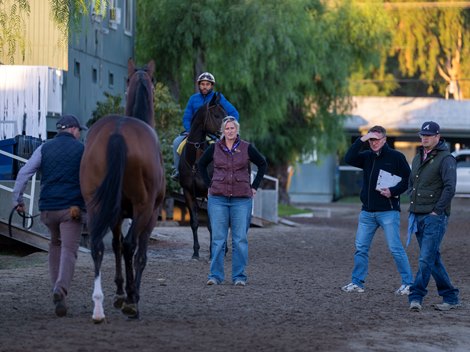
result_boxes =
[56,114,88,131]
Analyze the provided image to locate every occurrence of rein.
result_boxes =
[8,206,40,237]
[186,102,222,149]
[185,140,203,149]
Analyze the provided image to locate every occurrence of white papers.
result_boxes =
[376,169,402,191]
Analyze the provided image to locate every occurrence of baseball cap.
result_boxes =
[56,114,88,131]
[419,121,440,136]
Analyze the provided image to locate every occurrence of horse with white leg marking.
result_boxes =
[80,59,165,322]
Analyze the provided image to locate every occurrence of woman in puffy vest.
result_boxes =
[199,116,267,286]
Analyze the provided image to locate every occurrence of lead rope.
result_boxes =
[8,206,40,237]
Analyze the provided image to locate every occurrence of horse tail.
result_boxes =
[90,133,127,248]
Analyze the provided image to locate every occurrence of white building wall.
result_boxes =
[0,66,62,140]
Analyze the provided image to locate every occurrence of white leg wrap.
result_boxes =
[92,273,105,322]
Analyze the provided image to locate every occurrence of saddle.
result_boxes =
[176,134,219,155]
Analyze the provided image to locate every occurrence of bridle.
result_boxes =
[186,104,223,149]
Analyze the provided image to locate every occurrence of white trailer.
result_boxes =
[0,65,62,140]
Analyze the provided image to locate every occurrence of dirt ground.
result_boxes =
[1,198,470,352]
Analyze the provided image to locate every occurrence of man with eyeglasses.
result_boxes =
[171,72,239,180]
[341,125,413,296]
[408,121,460,312]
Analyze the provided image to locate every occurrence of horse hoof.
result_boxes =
[92,317,106,324]
[113,295,126,309]
[121,303,138,318]
[126,314,141,321]
[191,255,200,260]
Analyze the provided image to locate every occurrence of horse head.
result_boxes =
[125,59,155,127]
[189,93,227,142]
[205,93,227,136]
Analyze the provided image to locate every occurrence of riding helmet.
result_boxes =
[197,72,215,84]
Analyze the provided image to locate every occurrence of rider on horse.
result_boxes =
[171,72,239,180]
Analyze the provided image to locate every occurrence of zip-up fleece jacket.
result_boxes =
[408,140,456,216]
[345,137,410,212]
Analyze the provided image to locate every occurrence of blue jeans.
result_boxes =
[172,134,186,170]
[207,195,252,283]
[408,213,459,304]
[351,210,413,288]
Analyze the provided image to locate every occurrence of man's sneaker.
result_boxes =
[434,302,461,311]
[395,284,411,296]
[409,300,422,312]
[207,278,218,286]
[170,169,179,181]
[234,280,246,287]
[341,283,365,293]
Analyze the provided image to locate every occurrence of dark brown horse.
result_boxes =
[178,93,227,259]
[80,59,165,322]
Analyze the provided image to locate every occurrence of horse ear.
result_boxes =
[210,92,220,105]
[147,60,156,78]
[128,58,136,78]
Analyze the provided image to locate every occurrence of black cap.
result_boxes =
[420,121,440,136]
[56,114,88,131]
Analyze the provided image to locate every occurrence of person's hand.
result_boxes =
[360,132,383,142]
[252,188,257,197]
[15,203,25,213]
[379,188,391,198]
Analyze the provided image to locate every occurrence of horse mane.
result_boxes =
[131,73,153,123]
[125,61,155,127]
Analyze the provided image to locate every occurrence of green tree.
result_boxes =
[154,82,183,195]
[0,0,29,63]
[137,0,390,203]
[49,0,89,36]
[87,92,125,127]
[386,1,470,99]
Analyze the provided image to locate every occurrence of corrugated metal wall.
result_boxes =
[0,1,67,70]
[1,0,135,133]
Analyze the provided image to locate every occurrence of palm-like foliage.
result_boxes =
[0,0,29,63]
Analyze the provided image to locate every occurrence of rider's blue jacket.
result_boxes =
[182,91,239,131]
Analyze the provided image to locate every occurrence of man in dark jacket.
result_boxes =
[12,114,87,317]
[408,121,460,312]
[341,125,413,295]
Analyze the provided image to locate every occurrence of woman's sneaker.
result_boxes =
[207,278,218,285]
[341,282,365,293]
[434,302,461,311]
[409,301,422,312]
[395,284,411,296]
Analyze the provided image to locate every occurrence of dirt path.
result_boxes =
[1,199,470,352]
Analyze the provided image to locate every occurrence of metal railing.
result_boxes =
[0,149,37,227]
[251,173,279,223]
